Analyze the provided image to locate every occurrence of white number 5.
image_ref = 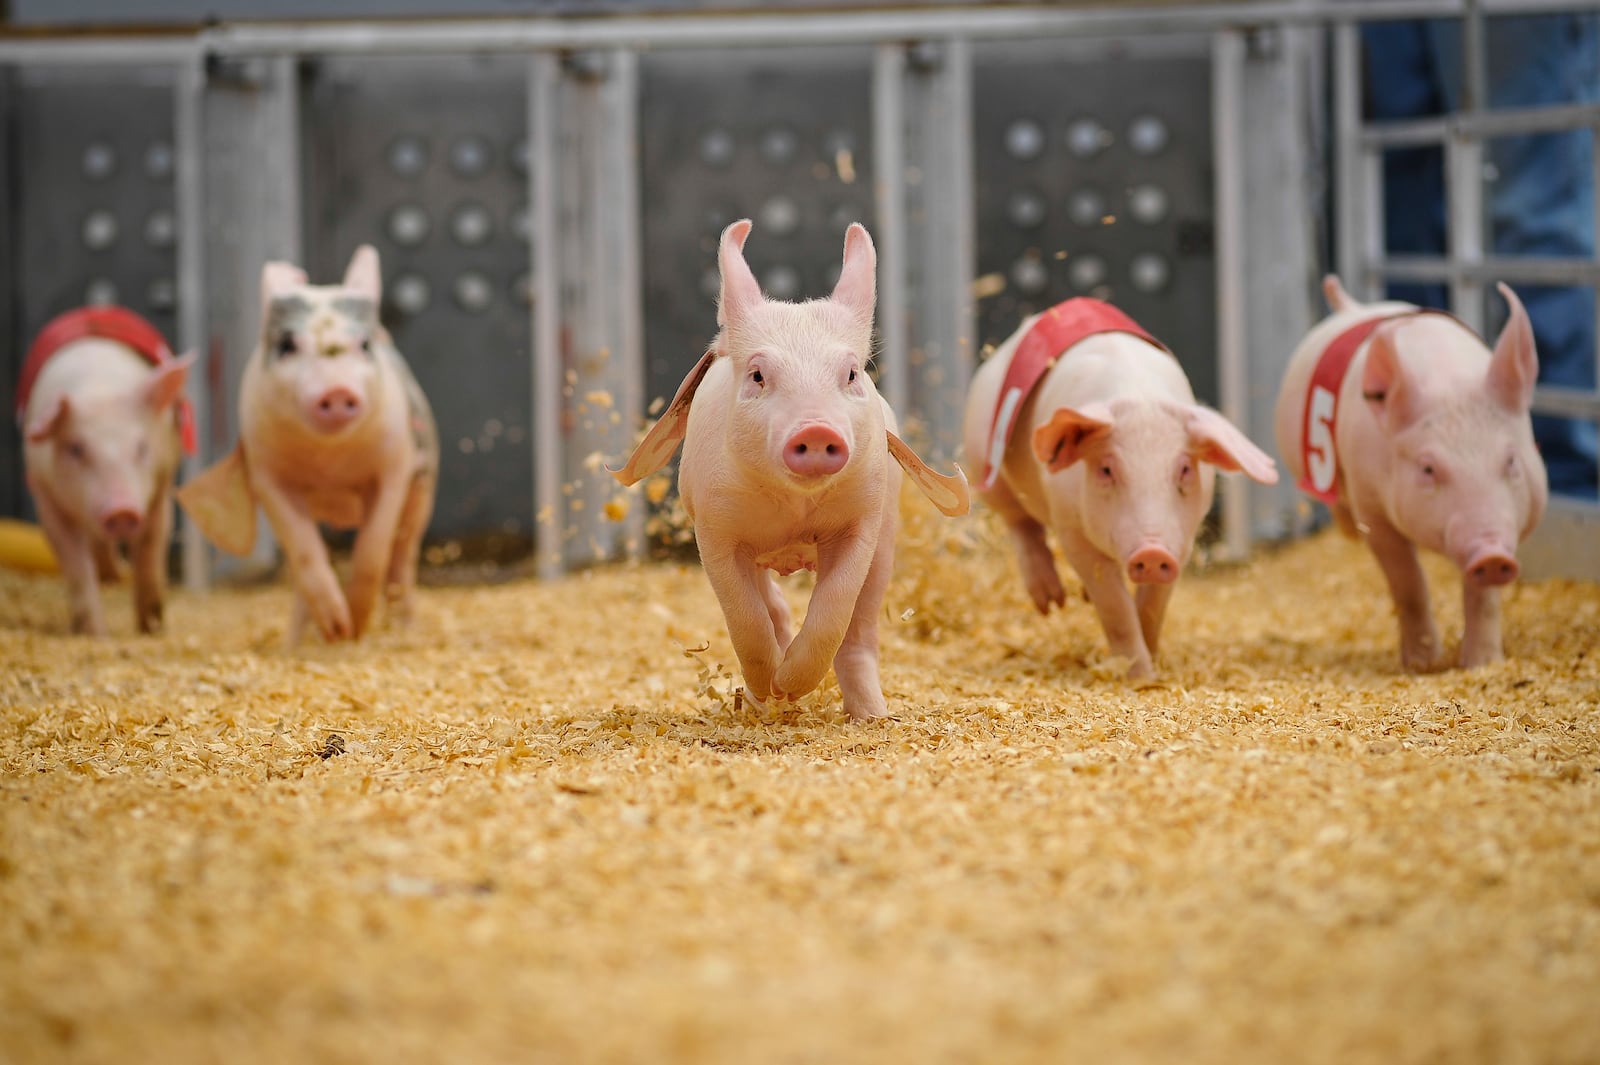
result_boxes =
[1306,385,1337,494]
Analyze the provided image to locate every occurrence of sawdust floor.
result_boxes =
[2,499,1598,1065]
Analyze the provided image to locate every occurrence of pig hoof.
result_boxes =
[845,695,891,720]
[138,608,164,635]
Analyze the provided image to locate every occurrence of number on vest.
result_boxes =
[1306,385,1337,494]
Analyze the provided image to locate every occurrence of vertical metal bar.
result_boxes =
[872,42,909,417]
[529,52,564,580]
[1333,20,1370,298]
[606,47,647,559]
[1449,0,1487,332]
[1212,29,1250,561]
[175,47,209,591]
[940,35,976,460]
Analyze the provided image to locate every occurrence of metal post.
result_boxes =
[605,48,647,560]
[1212,29,1251,561]
[872,42,909,417]
[528,52,563,580]
[1448,0,1488,332]
[1334,20,1374,298]
[175,46,208,590]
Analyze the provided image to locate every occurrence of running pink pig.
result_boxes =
[1274,276,1547,670]
[611,219,969,719]
[18,308,195,635]
[962,298,1279,680]
[178,246,438,643]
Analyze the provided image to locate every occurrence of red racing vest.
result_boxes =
[15,306,196,456]
[978,298,1167,490]
[1295,309,1453,505]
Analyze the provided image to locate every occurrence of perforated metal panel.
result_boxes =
[1,63,180,520]
[638,47,876,411]
[299,55,533,554]
[972,37,1218,404]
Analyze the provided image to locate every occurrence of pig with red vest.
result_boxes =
[17,307,196,635]
[611,220,969,719]
[1274,276,1547,671]
[962,298,1278,680]
[178,247,438,643]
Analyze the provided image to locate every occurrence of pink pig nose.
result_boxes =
[310,387,363,433]
[783,425,849,478]
[1465,549,1519,588]
[100,506,143,541]
[1127,544,1180,584]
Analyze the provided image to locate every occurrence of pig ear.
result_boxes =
[1323,274,1357,313]
[1487,282,1538,413]
[175,445,258,558]
[260,261,308,309]
[145,351,196,413]
[1185,406,1279,484]
[608,348,717,486]
[25,396,70,443]
[1360,320,1423,431]
[717,219,760,327]
[343,244,383,303]
[886,430,970,516]
[1031,404,1113,473]
[830,222,876,325]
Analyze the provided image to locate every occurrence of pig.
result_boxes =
[18,308,195,635]
[178,246,438,643]
[962,298,1279,680]
[1273,276,1547,671]
[610,219,969,720]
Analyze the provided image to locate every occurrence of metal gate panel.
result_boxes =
[3,64,180,520]
[638,46,877,415]
[970,36,1218,406]
[299,54,533,556]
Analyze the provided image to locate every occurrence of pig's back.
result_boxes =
[1273,300,1415,485]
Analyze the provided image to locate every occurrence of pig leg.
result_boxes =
[254,477,351,643]
[1459,583,1505,668]
[982,481,1065,614]
[34,490,105,636]
[832,501,896,720]
[700,542,786,704]
[346,468,413,638]
[761,573,794,652]
[773,525,878,701]
[131,488,172,634]
[1361,518,1442,671]
[1058,525,1154,679]
[1135,581,1177,659]
[383,470,434,627]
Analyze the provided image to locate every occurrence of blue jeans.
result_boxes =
[1364,14,1599,498]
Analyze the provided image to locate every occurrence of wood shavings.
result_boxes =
[1,494,1597,1063]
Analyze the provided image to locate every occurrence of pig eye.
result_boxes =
[750,368,764,386]
[1097,463,1115,485]
[360,336,373,355]
[63,440,87,463]
[848,367,858,383]
[1503,453,1519,478]
[276,332,298,358]
[135,439,149,462]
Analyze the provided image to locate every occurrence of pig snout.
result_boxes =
[783,424,850,478]
[1463,545,1519,588]
[1127,543,1180,585]
[99,505,143,541]
[309,387,364,433]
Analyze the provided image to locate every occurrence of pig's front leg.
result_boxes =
[982,481,1064,614]
[34,490,106,636]
[761,573,794,652]
[700,541,786,704]
[131,488,173,634]
[772,524,877,701]
[383,470,435,627]
[1361,517,1441,672]
[253,474,352,643]
[1135,581,1177,659]
[346,465,412,638]
[1058,525,1153,679]
[1459,581,1505,668]
[832,501,896,720]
